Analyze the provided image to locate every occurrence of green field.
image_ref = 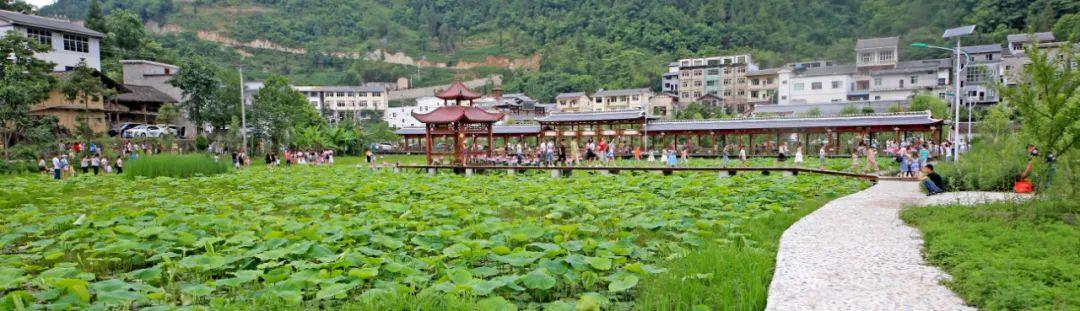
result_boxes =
[902,199,1080,310]
[0,163,867,309]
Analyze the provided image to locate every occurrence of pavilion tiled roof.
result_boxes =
[645,112,938,132]
[535,110,650,123]
[396,125,540,135]
[412,105,503,124]
[435,80,482,100]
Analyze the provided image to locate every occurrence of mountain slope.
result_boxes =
[39,0,1078,101]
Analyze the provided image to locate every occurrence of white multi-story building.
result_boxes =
[591,88,654,111]
[868,59,951,101]
[384,96,446,128]
[776,65,856,105]
[294,86,387,121]
[555,92,593,112]
[0,9,102,72]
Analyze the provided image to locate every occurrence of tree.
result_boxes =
[59,60,111,134]
[977,104,1014,144]
[84,0,106,33]
[1000,45,1079,172]
[0,30,55,159]
[0,0,33,13]
[801,107,822,117]
[170,56,222,136]
[1053,13,1080,42]
[156,103,179,125]
[251,76,322,149]
[908,93,949,119]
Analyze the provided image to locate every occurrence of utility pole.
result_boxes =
[238,66,247,153]
[953,39,962,163]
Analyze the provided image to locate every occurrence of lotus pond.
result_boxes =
[0,165,867,310]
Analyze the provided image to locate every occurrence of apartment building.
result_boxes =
[868,59,951,101]
[295,86,387,122]
[674,54,757,104]
[555,92,593,112]
[746,68,779,106]
[959,44,1006,105]
[777,64,857,105]
[592,88,654,111]
[0,9,102,72]
[384,97,446,128]
[851,37,901,101]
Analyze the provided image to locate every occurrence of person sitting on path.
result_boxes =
[920,164,945,195]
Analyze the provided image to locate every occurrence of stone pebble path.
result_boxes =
[765,181,1026,310]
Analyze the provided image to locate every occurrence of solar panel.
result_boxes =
[942,25,976,38]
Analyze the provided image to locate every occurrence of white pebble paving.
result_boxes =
[766,181,975,311]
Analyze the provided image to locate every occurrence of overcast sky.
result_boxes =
[26,0,56,8]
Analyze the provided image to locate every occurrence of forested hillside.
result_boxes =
[36,0,1079,102]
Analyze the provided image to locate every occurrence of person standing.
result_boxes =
[515,142,524,165]
[865,147,880,175]
[570,140,580,166]
[777,143,788,166]
[918,144,930,168]
[557,143,567,165]
[633,146,642,162]
[80,156,90,174]
[666,148,678,168]
[739,145,748,166]
[91,154,100,175]
[680,148,689,165]
[51,154,62,180]
[115,156,123,174]
[818,145,827,170]
[38,157,47,175]
[794,146,804,167]
[101,157,111,174]
[597,139,607,163]
[849,150,859,172]
[722,144,731,168]
[60,154,71,178]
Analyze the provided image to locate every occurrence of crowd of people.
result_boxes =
[39,140,166,180]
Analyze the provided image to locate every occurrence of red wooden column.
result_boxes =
[424,124,433,164]
[487,124,494,157]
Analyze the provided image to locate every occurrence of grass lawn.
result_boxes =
[0,161,867,309]
[901,199,1080,310]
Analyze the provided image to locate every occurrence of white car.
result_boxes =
[125,125,168,138]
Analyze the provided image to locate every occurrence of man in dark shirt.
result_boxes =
[921,164,945,195]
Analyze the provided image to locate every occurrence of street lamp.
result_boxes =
[237,66,248,154]
[911,24,975,163]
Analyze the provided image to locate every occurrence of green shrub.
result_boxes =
[936,136,1028,191]
[0,160,37,175]
[125,154,230,178]
[195,135,210,151]
[937,135,1076,193]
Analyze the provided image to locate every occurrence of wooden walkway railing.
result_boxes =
[394,165,880,181]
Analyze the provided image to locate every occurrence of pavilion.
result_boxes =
[398,110,944,158]
[411,81,504,165]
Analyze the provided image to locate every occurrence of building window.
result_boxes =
[985,54,993,61]
[831,81,841,89]
[751,90,759,98]
[874,78,882,86]
[751,79,760,86]
[707,69,719,75]
[681,92,689,98]
[811,82,822,90]
[766,78,774,85]
[793,83,805,91]
[706,80,716,86]
[723,90,732,96]
[694,92,702,97]
[860,52,873,63]
[723,79,731,85]
[723,68,731,74]
[336,101,344,108]
[694,70,702,76]
[879,51,893,62]
[910,76,918,84]
[27,28,52,47]
[738,67,746,73]
[737,78,745,84]
[737,90,745,96]
[694,81,703,86]
[62,34,89,53]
